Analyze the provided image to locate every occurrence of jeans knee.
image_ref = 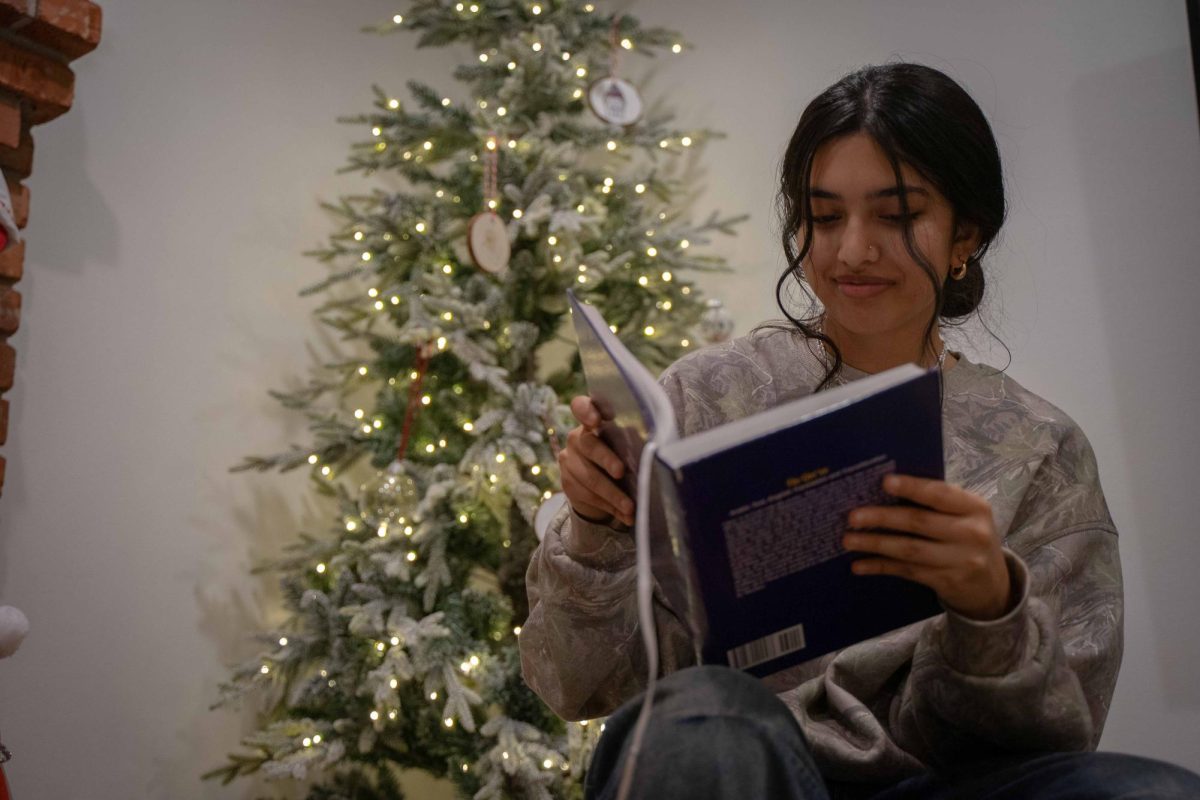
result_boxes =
[658,664,795,721]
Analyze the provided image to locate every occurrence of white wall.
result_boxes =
[0,1,1195,797]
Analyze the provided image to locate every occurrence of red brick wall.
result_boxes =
[0,0,101,494]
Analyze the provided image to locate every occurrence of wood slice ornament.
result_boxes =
[588,13,643,129]
[469,132,511,275]
[588,76,643,128]
[467,210,510,275]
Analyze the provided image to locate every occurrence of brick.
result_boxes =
[0,285,17,334]
[6,177,25,227]
[0,39,73,123]
[0,340,13,391]
[0,0,102,61]
[0,120,31,178]
[0,93,18,148]
[0,239,22,281]
[0,397,7,445]
[0,1,31,27]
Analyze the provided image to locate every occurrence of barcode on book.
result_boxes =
[726,624,807,670]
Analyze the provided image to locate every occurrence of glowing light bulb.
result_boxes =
[316,562,326,573]
[680,239,690,249]
[370,711,380,721]
[635,183,645,193]
[260,665,270,674]
[393,14,403,23]
[644,326,655,336]
[388,99,399,109]
[576,66,587,77]
[681,136,693,147]
[307,454,318,464]
[672,43,682,53]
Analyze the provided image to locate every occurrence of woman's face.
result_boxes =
[800,132,976,342]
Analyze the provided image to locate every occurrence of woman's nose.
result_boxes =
[837,217,877,265]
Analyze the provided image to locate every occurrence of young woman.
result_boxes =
[519,62,1200,799]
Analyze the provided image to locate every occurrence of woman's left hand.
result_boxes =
[842,473,1012,621]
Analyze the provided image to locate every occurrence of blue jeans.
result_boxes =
[584,665,1200,800]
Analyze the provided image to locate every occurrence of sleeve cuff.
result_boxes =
[560,507,635,571]
[939,548,1036,677]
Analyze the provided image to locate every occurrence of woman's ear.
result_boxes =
[952,220,981,260]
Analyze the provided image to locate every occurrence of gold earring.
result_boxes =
[950,259,968,280]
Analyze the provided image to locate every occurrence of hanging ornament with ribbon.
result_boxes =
[357,340,436,534]
[467,131,511,276]
[588,13,643,129]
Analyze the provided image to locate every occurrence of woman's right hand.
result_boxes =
[558,395,636,527]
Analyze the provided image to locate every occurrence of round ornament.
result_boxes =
[588,76,643,128]
[358,459,420,533]
[534,491,568,542]
[467,211,511,275]
[699,298,735,344]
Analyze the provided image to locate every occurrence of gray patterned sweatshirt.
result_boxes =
[520,325,1123,783]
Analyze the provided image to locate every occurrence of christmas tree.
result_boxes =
[208,2,743,797]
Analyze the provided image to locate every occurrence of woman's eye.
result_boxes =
[811,215,838,225]
[882,213,922,223]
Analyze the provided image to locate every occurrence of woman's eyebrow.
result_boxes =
[810,186,930,200]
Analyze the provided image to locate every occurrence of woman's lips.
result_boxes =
[836,280,893,298]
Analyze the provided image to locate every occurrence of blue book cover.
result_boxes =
[655,370,945,676]
[566,289,945,680]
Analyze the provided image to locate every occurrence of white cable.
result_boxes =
[614,439,660,800]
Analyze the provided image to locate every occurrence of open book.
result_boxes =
[567,289,945,677]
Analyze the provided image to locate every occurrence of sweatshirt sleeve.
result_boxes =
[519,368,700,721]
[892,422,1123,766]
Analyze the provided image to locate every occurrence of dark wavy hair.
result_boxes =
[754,61,1010,391]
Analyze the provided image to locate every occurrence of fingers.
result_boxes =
[567,426,625,481]
[570,395,602,430]
[559,445,635,525]
[882,473,988,516]
[842,531,956,568]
